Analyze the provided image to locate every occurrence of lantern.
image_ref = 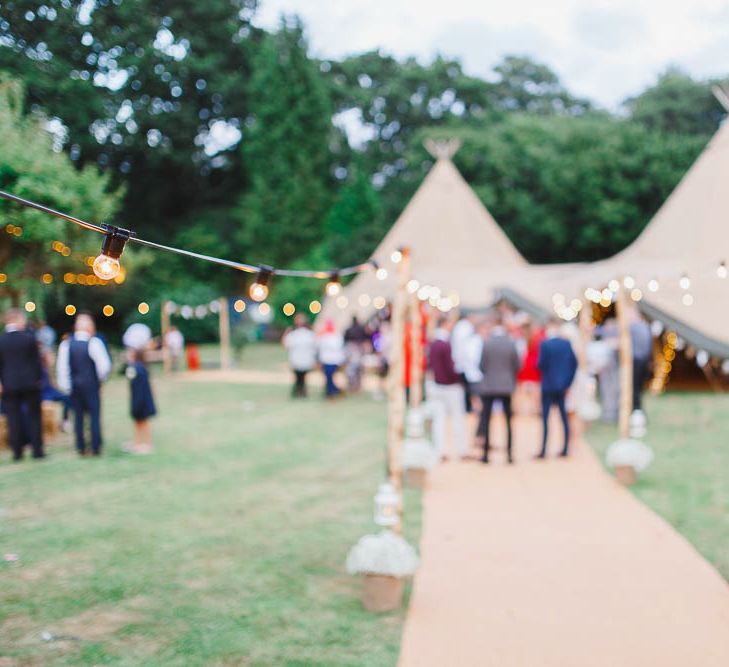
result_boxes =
[374,482,400,527]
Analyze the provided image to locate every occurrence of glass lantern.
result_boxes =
[374,482,400,527]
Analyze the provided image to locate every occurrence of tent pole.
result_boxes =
[161,300,171,374]
[577,292,592,435]
[409,293,423,408]
[219,297,231,370]
[387,248,409,534]
[616,281,633,438]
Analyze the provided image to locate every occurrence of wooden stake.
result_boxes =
[616,282,633,439]
[387,249,409,533]
[161,300,171,374]
[218,297,231,370]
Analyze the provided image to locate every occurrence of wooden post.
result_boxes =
[575,294,592,435]
[387,248,409,533]
[218,297,231,370]
[616,282,633,439]
[577,294,591,371]
[161,300,171,374]
[409,293,423,408]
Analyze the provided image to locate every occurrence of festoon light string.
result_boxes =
[0,190,378,299]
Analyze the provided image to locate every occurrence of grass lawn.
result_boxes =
[0,345,420,666]
[588,392,729,580]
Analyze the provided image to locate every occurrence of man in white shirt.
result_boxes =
[282,314,318,398]
[57,314,112,456]
[164,326,185,371]
[450,313,477,412]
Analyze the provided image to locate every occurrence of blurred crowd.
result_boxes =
[282,304,653,464]
[0,308,157,461]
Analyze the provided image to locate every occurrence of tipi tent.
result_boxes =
[321,140,526,325]
[502,117,729,357]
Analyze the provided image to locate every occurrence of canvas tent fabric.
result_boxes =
[502,119,729,357]
[320,153,526,326]
[320,120,729,359]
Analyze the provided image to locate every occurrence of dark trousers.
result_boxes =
[3,390,43,460]
[632,357,650,411]
[479,394,513,462]
[540,390,569,456]
[292,370,308,397]
[460,373,472,413]
[71,386,102,454]
[322,364,340,397]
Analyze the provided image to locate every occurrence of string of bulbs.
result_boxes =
[0,190,377,302]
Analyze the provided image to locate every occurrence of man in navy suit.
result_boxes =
[0,309,44,461]
[536,320,578,458]
[57,313,112,456]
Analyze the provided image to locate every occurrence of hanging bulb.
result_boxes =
[249,265,272,302]
[325,273,341,297]
[717,261,728,279]
[93,226,132,280]
[93,254,120,280]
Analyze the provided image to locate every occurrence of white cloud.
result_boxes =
[253,0,729,109]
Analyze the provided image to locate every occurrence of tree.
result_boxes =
[0,0,259,236]
[235,18,335,269]
[488,55,591,116]
[324,165,382,267]
[0,77,122,310]
[626,68,726,137]
[418,113,708,262]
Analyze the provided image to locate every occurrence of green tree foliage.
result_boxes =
[329,53,593,231]
[324,166,382,267]
[0,77,121,308]
[626,68,726,137]
[0,0,258,235]
[488,55,591,115]
[235,18,335,269]
[421,114,709,262]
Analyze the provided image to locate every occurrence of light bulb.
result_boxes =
[717,262,727,279]
[93,226,131,280]
[93,254,121,280]
[325,279,341,297]
[249,282,269,302]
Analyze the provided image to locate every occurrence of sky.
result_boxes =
[253,0,729,110]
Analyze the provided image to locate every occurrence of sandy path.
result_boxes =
[398,414,729,667]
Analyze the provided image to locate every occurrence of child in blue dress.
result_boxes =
[125,348,157,455]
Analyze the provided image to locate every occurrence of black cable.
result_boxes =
[0,190,375,279]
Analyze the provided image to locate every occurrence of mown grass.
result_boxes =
[0,346,420,666]
[588,392,729,580]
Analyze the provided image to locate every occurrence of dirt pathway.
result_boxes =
[398,414,729,667]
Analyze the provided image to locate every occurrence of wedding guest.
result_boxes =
[516,319,544,416]
[427,317,468,460]
[124,348,157,455]
[283,314,318,398]
[592,318,619,423]
[318,320,345,399]
[451,313,477,412]
[536,319,578,458]
[0,309,44,461]
[630,311,653,411]
[165,325,185,371]
[472,314,520,464]
[56,313,112,456]
[344,316,369,393]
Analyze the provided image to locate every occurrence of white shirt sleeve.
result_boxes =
[88,337,112,381]
[56,340,71,394]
